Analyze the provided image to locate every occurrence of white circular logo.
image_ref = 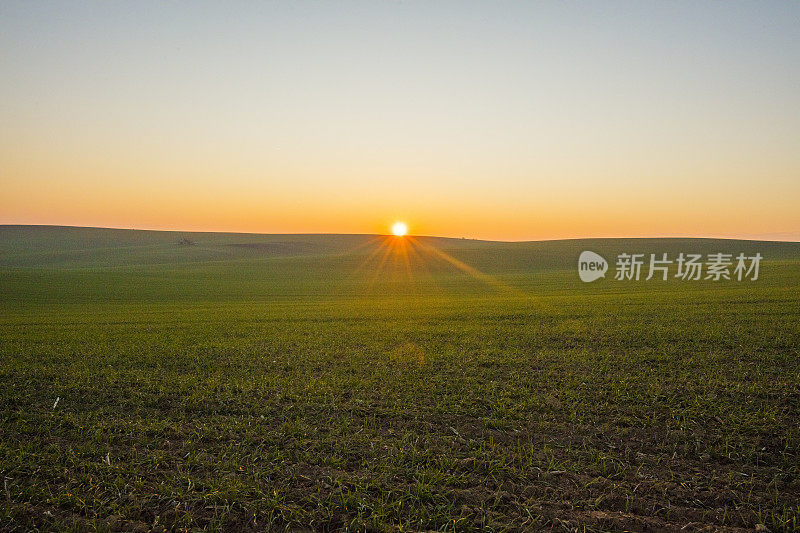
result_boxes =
[578,251,608,282]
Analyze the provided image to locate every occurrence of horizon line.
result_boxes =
[1,223,799,244]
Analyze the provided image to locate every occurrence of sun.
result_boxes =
[391,221,408,237]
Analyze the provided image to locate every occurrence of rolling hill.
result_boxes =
[2,225,800,530]
[2,225,798,270]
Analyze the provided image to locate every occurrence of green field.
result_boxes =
[1,226,799,531]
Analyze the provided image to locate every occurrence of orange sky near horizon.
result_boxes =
[2,2,799,242]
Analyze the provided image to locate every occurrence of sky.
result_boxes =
[2,1,799,241]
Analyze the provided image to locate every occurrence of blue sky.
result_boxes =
[2,1,799,239]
